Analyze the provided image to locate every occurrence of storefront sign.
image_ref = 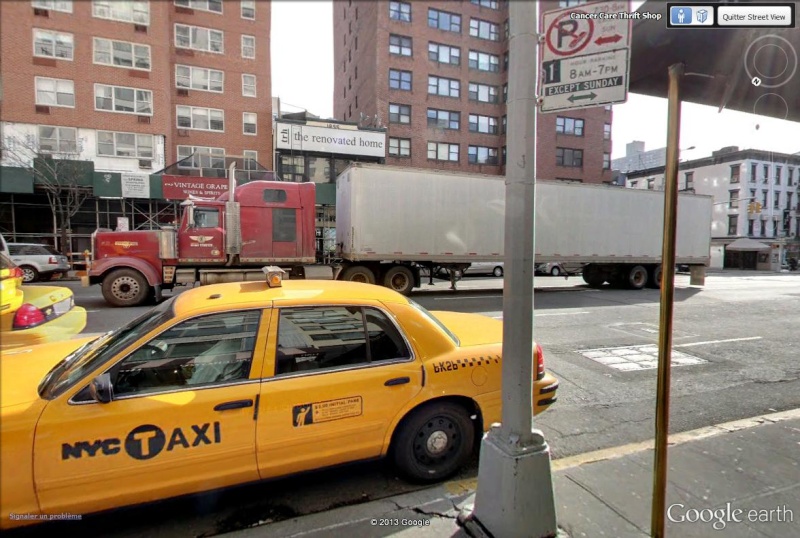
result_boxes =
[275,122,386,158]
[116,217,129,231]
[162,175,229,200]
[121,173,151,199]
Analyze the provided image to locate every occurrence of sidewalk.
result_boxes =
[224,410,800,538]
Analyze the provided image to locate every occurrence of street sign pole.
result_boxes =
[651,62,684,538]
[461,1,557,536]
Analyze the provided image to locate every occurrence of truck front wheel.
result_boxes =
[102,269,150,307]
[340,265,376,285]
[383,266,415,295]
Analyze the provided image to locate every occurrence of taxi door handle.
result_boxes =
[214,399,254,411]
[385,377,410,386]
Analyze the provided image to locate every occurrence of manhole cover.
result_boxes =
[578,345,708,371]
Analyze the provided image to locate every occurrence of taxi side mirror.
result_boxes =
[89,373,114,404]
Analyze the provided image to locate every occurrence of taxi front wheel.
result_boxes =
[392,402,475,483]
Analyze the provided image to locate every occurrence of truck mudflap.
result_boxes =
[690,265,706,286]
[80,275,90,288]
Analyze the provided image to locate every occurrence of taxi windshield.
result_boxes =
[39,297,177,399]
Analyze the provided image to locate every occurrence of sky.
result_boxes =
[270,1,799,161]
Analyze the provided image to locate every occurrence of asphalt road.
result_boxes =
[9,272,800,538]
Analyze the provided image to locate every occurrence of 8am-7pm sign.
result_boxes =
[539,0,632,113]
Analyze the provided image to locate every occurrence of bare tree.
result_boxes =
[1,133,92,255]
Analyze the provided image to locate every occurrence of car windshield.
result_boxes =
[408,299,460,346]
[39,297,177,399]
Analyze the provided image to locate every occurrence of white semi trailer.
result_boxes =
[333,163,712,293]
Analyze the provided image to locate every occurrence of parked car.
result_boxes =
[535,262,582,277]
[0,253,87,350]
[7,243,70,283]
[465,262,504,277]
[0,269,558,529]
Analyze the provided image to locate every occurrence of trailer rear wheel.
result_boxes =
[102,268,150,307]
[340,265,376,285]
[582,265,606,288]
[647,265,663,289]
[383,266,415,295]
[628,265,649,290]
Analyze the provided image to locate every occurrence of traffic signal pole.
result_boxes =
[463,2,558,537]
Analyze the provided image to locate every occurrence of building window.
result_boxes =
[33,29,74,60]
[729,190,740,209]
[389,34,412,56]
[174,24,224,54]
[389,69,412,91]
[242,112,257,135]
[730,164,741,183]
[603,153,611,170]
[750,163,757,182]
[788,167,794,186]
[427,109,460,130]
[241,74,257,97]
[728,215,737,235]
[35,77,74,107]
[97,131,153,158]
[763,164,769,183]
[468,146,498,165]
[95,84,153,115]
[174,0,222,14]
[428,8,461,32]
[429,42,460,65]
[469,18,499,41]
[775,165,782,185]
[38,125,77,153]
[469,114,498,134]
[175,65,224,92]
[504,19,509,39]
[604,123,611,140]
[428,76,460,98]
[748,219,754,236]
[648,178,655,190]
[471,0,499,9]
[774,191,780,209]
[176,105,225,132]
[503,52,509,71]
[177,145,225,168]
[503,84,508,102]
[243,150,258,169]
[468,82,498,103]
[427,142,459,162]
[241,0,255,19]
[556,147,583,167]
[502,146,506,166]
[94,37,151,70]
[389,1,411,21]
[389,137,411,157]
[560,0,588,5]
[762,190,768,207]
[468,50,499,72]
[32,0,72,13]
[242,35,256,59]
[92,1,150,25]
[556,116,584,136]
[389,103,411,124]
[685,171,694,189]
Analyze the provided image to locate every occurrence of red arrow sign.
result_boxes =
[595,34,623,46]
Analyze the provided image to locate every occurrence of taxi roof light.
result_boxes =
[262,266,286,288]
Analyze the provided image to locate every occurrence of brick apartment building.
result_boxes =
[333,0,614,183]
[0,0,271,253]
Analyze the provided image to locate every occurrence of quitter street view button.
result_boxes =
[717,4,794,26]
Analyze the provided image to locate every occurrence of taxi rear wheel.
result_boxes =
[392,402,474,483]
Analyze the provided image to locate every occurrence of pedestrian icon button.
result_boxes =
[670,6,693,25]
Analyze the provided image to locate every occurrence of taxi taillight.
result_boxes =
[13,304,46,330]
[1,267,23,281]
[535,343,545,380]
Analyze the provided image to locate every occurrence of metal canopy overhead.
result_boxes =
[630,1,800,123]
[726,238,772,251]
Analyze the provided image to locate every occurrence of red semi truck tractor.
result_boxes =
[84,179,325,307]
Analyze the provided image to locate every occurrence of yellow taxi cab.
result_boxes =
[0,268,558,529]
[0,254,88,350]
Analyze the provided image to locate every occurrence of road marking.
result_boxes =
[434,295,497,301]
[482,311,590,319]
[579,345,707,371]
[674,336,763,347]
